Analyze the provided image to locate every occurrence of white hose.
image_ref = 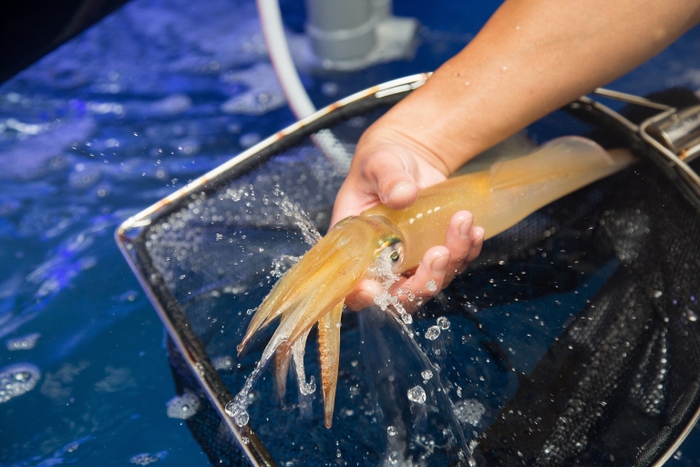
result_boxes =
[256,0,352,173]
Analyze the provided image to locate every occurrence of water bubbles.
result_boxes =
[425,279,437,292]
[387,425,398,436]
[425,326,441,341]
[6,332,41,351]
[653,290,663,298]
[673,450,682,460]
[407,385,426,404]
[688,310,698,322]
[0,363,41,403]
[421,369,433,380]
[130,452,167,465]
[166,390,200,419]
[211,355,234,371]
[453,399,485,426]
[436,316,450,330]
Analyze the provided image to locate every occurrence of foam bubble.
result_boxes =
[0,363,41,403]
[166,390,201,419]
[453,399,485,426]
[130,451,167,465]
[6,333,41,351]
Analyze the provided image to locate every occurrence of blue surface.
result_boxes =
[0,0,699,465]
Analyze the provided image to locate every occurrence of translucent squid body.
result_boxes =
[236,136,635,428]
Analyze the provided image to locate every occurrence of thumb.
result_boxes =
[362,145,420,210]
[330,145,420,227]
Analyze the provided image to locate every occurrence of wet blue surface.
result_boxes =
[0,0,699,465]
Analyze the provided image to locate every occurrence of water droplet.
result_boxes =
[673,450,682,460]
[653,290,663,298]
[437,316,450,330]
[388,451,400,466]
[421,369,433,380]
[234,410,249,427]
[387,425,398,436]
[426,279,437,292]
[407,385,426,404]
[225,400,250,427]
[425,326,441,341]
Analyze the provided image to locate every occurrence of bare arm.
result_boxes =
[336,0,700,309]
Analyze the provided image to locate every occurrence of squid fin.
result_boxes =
[490,136,615,190]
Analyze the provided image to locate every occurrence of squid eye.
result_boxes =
[375,237,404,274]
[384,241,404,274]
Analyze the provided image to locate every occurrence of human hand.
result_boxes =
[331,128,485,312]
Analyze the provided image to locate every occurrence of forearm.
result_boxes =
[370,0,700,174]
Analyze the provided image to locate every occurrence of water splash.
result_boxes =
[270,186,322,246]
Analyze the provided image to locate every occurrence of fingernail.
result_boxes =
[459,219,471,238]
[384,181,410,205]
[473,226,485,240]
[432,253,449,273]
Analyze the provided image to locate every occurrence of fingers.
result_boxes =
[345,211,485,312]
[344,278,384,311]
[404,212,484,293]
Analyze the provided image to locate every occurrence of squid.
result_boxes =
[236,136,635,428]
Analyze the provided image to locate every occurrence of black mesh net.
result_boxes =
[122,86,700,466]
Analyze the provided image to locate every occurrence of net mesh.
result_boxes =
[130,89,700,466]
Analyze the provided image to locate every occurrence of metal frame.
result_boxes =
[116,74,700,467]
